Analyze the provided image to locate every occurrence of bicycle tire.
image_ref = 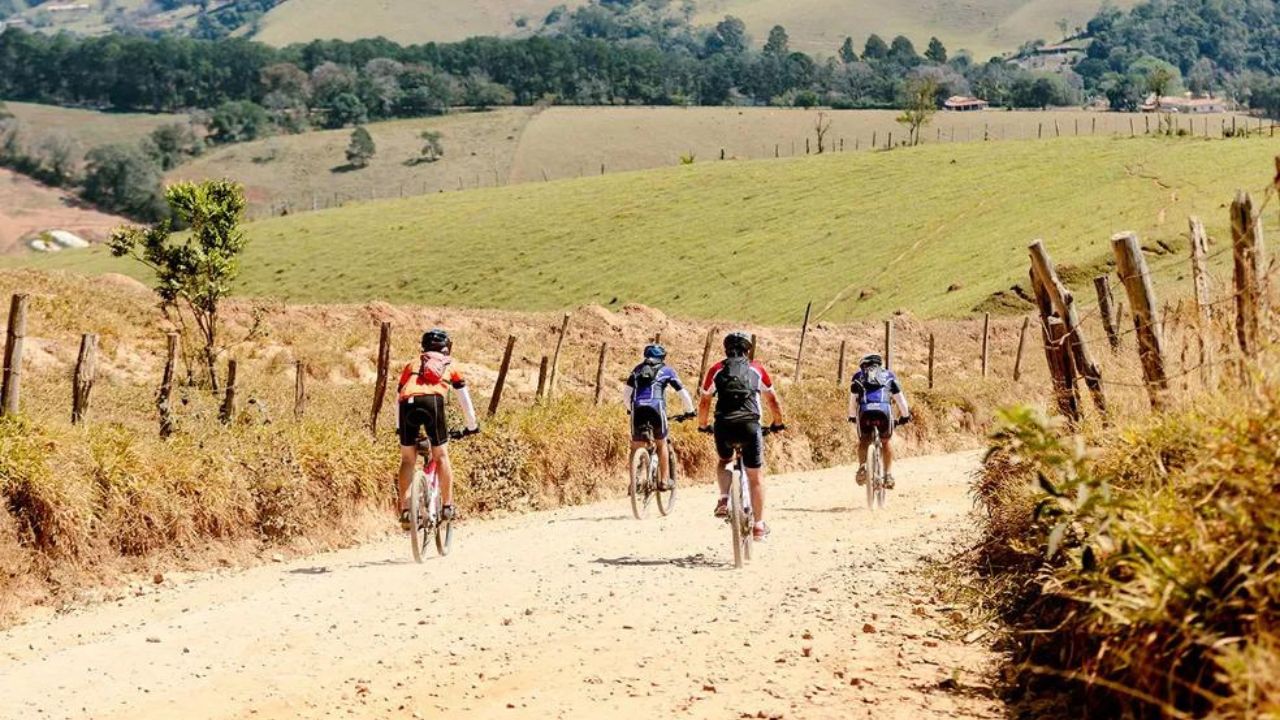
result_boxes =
[433,489,452,556]
[866,442,880,511]
[656,446,678,516]
[629,447,651,520]
[729,471,745,569]
[408,471,427,563]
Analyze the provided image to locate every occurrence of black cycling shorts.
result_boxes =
[714,419,764,470]
[631,405,669,442]
[858,409,894,441]
[399,395,447,448]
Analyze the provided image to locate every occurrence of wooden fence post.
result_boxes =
[698,327,716,387]
[1093,275,1121,351]
[71,333,97,424]
[980,312,990,379]
[1188,216,1215,388]
[795,301,812,382]
[547,313,571,401]
[1044,318,1081,422]
[535,355,549,402]
[158,332,179,438]
[489,335,516,416]
[927,333,935,389]
[294,361,307,420]
[1029,240,1108,418]
[836,339,847,386]
[369,321,391,437]
[1,293,28,417]
[1013,317,1029,382]
[1112,232,1169,409]
[883,319,893,370]
[748,334,758,361]
[1229,191,1267,358]
[219,359,238,424]
[593,342,608,405]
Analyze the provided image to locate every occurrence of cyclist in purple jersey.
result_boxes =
[848,354,911,490]
[623,344,695,489]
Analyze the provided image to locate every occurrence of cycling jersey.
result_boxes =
[396,353,478,446]
[700,358,775,423]
[624,363,687,413]
[849,367,909,423]
[398,357,466,400]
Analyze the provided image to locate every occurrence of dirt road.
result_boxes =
[0,452,1001,719]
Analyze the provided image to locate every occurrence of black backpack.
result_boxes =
[632,359,663,388]
[714,356,756,417]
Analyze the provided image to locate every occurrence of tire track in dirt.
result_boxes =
[0,452,1001,719]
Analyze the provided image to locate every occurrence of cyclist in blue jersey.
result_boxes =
[624,344,696,490]
[849,354,911,490]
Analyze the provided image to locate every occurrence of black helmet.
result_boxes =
[859,353,883,370]
[724,331,753,356]
[421,328,451,353]
[643,344,667,361]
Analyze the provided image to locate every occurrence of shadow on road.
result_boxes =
[550,515,632,523]
[592,553,726,570]
[778,506,855,514]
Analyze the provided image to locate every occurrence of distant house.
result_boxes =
[1141,94,1229,114]
[944,96,990,112]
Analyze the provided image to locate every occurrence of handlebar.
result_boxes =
[448,427,481,441]
[697,423,787,436]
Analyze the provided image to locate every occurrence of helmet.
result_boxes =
[421,328,451,353]
[859,353,883,370]
[723,331,753,356]
[643,344,667,361]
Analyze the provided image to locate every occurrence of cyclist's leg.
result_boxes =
[880,415,896,488]
[630,406,655,472]
[711,423,734,516]
[741,421,766,523]
[434,444,454,506]
[654,438,670,483]
[396,401,419,513]
[856,417,872,484]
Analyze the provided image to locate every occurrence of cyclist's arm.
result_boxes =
[450,373,479,431]
[847,390,860,421]
[756,363,784,426]
[667,371,695,415]
[696,363,720,427]
[890,378,910,418]
[621,373,635,411]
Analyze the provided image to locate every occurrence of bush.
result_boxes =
[81,143,167,221]
[207,101,270,144]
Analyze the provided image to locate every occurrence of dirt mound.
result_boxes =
[99,273,151,295]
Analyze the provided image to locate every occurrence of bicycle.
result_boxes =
[407,428,473,563]
[628,412,694,519]
[702,423,782,569]
[863,417,908,512]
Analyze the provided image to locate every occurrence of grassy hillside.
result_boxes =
[0,167,130,252]
[251,0,1133,57]
[16,135,1280,322]
[2,101,182,151]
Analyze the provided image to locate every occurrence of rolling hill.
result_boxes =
[251,0,1134,57]
[16,134,1279,323]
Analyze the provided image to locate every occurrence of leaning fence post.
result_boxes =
[698,327,716,387]
[1112,232,1169,410]
[1013,317,1030,382]
[593,342,608,405]
[1044,318,1081,422]
[748,334,758,361]
[294,360,307,420]
[1,293,28,417]
[369,321,391,437]
[980,312,991,379]
[219,359,238,424]
[1029,240,1108,419]
[489,335,516,416]
[927,333,935,389]
[71,333,97,424]
[158,333,179,438]
[1229,191,1267,359]
[535,355,550,402]
[1188,217,1215,388]
[795,301,811,382]
[1093,275,1121,351]
[547,313,571,401]
[836,340,847,386]
[883,319,893,370]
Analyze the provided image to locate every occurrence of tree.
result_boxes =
[888,36,920,66]
[461,71,515,109]
[705,16,748,55]
[207,101,269,144]
[896,76,939,146]
[37,133,79,186]
[764,25,789,57]
[863,34,888,60]
[345,126,375,168]
[813,111,832,153]
[82,144,167,221]
[1187,58,1216,96]
[925,37,947,64]
[147,123,203,171]
[839,37,857,64]
[418,129,444,163]
[108,179,248,391]
[326,92,368,128]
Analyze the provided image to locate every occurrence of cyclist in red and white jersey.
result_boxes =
[696,331,786,541]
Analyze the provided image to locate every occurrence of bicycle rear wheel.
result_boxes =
[729,472,745,569]
[433,487,452,556]
[657,446,678,516]
[629,448,653,520]
[408,471,428,563]
[866,444,881,511]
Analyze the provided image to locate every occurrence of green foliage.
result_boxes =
[863,34,888,59]
[924,36,947,63]
[145,123,204,171]
[108,180,249,387]
[344,126,375,168]
[208,101,270,144]
[763,24,789,56]
[896,75,938,145]
[325,93,368,129]
[838,36,857,63]
[82,144,167,221]
[417,129,444,163]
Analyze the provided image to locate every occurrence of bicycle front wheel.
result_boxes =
[657,446,678,516]
[629,448,652,520]
[408,472,428,563]
[433,489,453,557]
[866,444,880,511]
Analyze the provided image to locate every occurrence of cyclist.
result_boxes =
[623,343,695,489]
[848,353,911,490]
[396,329,479,531]
[697,331,786,541]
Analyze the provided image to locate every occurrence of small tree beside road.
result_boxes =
[345,126,376,168]
[896,76,940,147]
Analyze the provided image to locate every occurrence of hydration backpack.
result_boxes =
[632,359,663,389]
[714,357,756,416]
[417,351,452,385]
